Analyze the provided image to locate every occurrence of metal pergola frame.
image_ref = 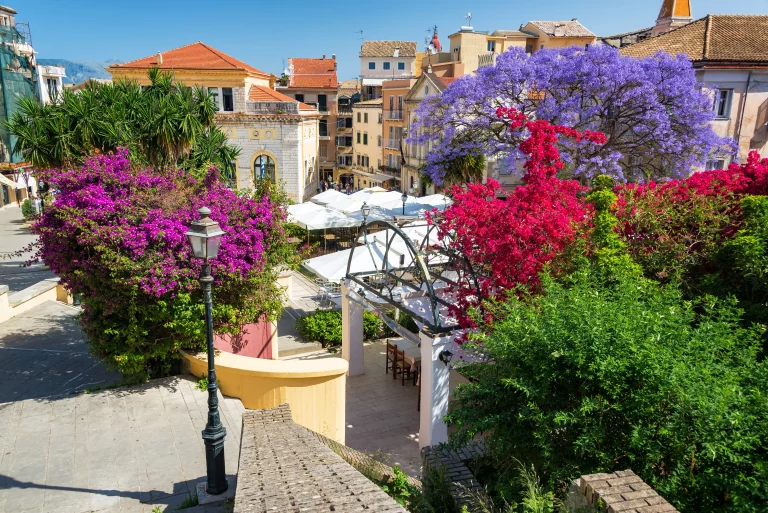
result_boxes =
[345,219,481,334]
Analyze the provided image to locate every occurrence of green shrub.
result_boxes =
[295,310,342,346]
[296,309,388,346]
[448,266,768,512]
[21,198,34,219]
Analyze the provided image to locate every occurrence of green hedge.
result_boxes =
[21,198,35,219]
[296,309,415,347]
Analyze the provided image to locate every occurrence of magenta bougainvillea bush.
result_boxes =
[32,149,291,378]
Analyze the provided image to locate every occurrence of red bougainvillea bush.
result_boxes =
[31,149,292,378]
[436,107,768,329]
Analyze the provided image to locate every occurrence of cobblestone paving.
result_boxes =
[0,376,244,513]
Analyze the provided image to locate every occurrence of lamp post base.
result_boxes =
[202,427,228,495]
[196,476,237,505]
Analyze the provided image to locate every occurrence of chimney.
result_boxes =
[332,54,336,60]
[157,52,163,65]
[572,18,578,21]
[322,54,326,59]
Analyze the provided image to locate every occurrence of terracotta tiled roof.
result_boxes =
[527,20,595,38]
[360,41,417,58]
[108,41,272,77]
[438,77,457,87]
[288,57,338,89]
[621,15,768,63]
[247,85,316,111]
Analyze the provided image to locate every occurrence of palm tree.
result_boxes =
[4,68,236,175]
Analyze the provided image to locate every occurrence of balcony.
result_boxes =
[38,65,66,78]
[384,139,400,150]
[337,105,354,116]
[246,101,300,115]
[478,52,498,69]
[384,110,404,121]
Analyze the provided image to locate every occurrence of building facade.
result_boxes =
[359,41,418,101]
[382,79,416,190]
[602,0,692,47]
[277,56,338,186]
[621,13,768,167]
[37,64,66,105]
[108,42,320,202]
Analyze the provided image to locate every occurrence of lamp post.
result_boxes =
[401,191,407,216]
[185,207,228,496]
[361,202,371,244]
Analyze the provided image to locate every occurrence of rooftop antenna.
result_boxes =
[357,29,364,40]
[465,12,472,25]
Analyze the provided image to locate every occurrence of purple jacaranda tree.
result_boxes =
[411,45,736,185]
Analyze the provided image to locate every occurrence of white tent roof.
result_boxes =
[304,239,411,283]
[310,189,347,206]
[349,189,403,206]
[287,202,360,230]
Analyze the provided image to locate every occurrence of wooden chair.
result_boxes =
[385,339,397,375]
[394,347,414,385]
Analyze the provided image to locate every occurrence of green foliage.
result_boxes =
[5,68,239,175]
[196,376,208,392]
[295,310,342,346]
[176,494,199,510]
[717,195,768,324]
[151,507,162,513]
[418,464,460,513]
[295,309,386,346]
[448,266,768,512]
[20,198,34,220]
[380,467,417,509]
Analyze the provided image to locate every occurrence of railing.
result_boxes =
[384,110,404,121]
[246,101,300,115]
[384,139,400,149]
[38,65,66,77]
[337,105,353,115]
[478,52,498,68]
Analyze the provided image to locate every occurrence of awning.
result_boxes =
[351,170,396,183]
[0,174,17,188]
[361,78,385,87]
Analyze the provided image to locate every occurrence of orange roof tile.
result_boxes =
[288,57,338,88]
[439,77,457,87]
[247,85,317,111]
[108,41,272,78]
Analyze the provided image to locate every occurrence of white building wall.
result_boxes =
[359,57,416,80]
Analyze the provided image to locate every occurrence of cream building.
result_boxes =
[621,12,768,167]
[359,41,418,100]
[108,42,320,202]
[348,98,391,190]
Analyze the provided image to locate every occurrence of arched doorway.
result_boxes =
[253,153,277,184]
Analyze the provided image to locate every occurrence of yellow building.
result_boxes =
[521,20,596,51]
[381,79,416,191]
[108,42,321,202]
[348,98,387,189]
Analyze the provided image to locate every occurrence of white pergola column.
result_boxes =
[419,329,452,448]
[341,280,365,376]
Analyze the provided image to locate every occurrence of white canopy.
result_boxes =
[349,189,403,206]
[287,202,360,230]
[310,189,347,206]
[304,239,411,283]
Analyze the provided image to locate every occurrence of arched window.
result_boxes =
[254,154,276,184]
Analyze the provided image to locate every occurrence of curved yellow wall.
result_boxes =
[182,350,347,443]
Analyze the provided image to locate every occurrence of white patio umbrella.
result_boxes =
[349,188,401,205]
[310,189,347,206]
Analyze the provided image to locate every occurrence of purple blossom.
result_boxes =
[410,45,735,185]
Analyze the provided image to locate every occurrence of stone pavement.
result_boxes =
[276,272,325,356]
[284,340,422,476]
[0,300,122,402]
[0,206,55,293]
[0,376,243,513]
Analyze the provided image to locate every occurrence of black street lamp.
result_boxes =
[401,191,408,216]
[185,207,228,496]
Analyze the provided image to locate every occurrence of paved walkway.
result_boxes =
[0,376,243,513]
[285,340,422,476]
[276,272,325,356]
[0,206,55,293]
[0,301,122,403]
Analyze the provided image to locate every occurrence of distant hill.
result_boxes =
[36,58,121,85]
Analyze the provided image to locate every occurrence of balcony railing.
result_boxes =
[384,110,404,121]
[38,65,66,77]
[337,105,353,115]
[384,139,400,149]
[478,52,498,68]
[246,101,300,115]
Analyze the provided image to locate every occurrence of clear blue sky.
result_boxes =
[21,0,768,80]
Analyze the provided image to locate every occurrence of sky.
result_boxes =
[19,0,768,81]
